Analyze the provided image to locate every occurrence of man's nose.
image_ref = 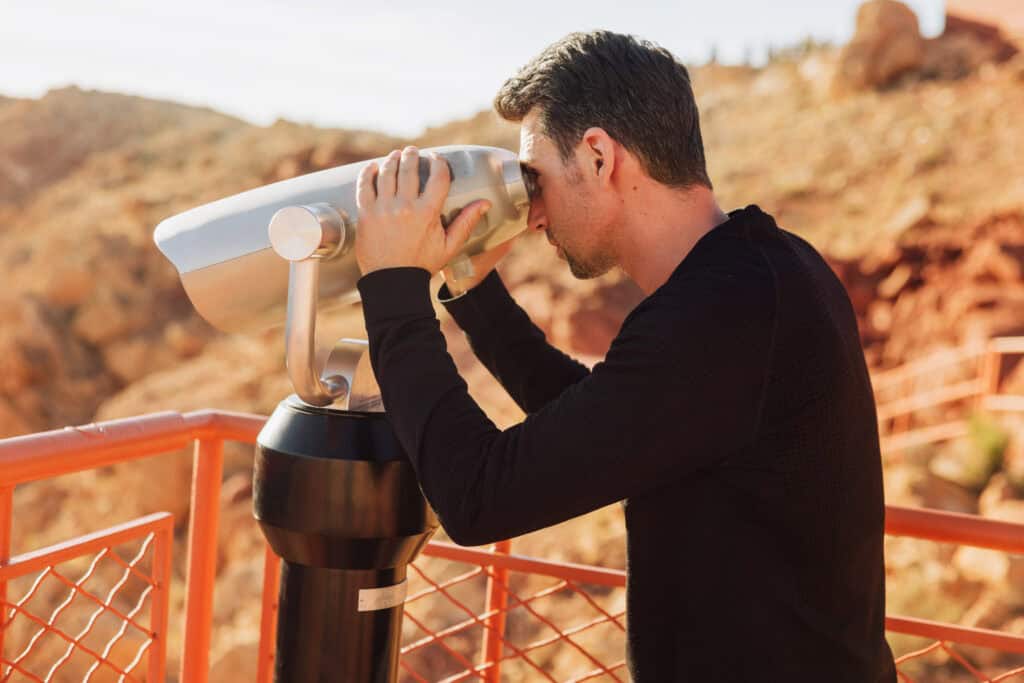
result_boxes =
[527,200,547,233]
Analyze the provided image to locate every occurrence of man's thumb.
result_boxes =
[445,199,491,257]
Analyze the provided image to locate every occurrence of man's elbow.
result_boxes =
[420,460,509,546]
[437,512,505,547]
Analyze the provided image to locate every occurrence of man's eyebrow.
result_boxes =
[519,161,540,175]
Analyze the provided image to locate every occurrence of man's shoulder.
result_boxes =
[622,254,776,346]
[676,207,843,306]
[657,237,777,309]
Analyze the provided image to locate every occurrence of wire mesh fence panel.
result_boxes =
[893,637,1024,682]
[3,373,1024,683]
[885,535,1024,683]
[0,514,172,683]
[400,554,490,682]
[400,552,627,683]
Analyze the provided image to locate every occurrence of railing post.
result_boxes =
[256,543,281,683]
[480,539,512,682]
[0,485,12,672]
[148,517,173,682]
[180,438,224,683]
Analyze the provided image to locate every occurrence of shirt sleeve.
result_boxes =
[357,266,774,546]
[439,270,589,414]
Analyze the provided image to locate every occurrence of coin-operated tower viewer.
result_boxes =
[155,145,530,682]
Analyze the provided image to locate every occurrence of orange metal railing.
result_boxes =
[0,411,259,683]
[0,513,173,682]
[876,336,1024,456]
[0,337,1022,681]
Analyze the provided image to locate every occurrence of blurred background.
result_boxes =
[1,0,1023,680]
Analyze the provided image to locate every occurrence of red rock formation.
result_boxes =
[833,0,927,93]
[947,0,1024,43]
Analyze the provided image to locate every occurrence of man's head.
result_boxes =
[494,30,711,279]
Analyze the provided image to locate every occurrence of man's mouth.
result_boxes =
[547,234,565,260]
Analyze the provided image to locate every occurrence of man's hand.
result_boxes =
[355,146,491,276]
[442,239,515,295]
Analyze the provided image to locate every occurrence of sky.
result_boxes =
[1,0,944,137]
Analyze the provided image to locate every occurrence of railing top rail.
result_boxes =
[983,394,1024,412]
[872,335,1024,391]
[422,542,627,588]
[886,615,1024,655]
[422,507,1024,583]
[0,334,1017,487]
[0,410,265,487]
[989,336,1024,354]
[872,342,986,389]
[0,512,172,580]
[875,379,982,421]
[879,420,970,455]
[4,413,1024,555]
[886,505,1024,555]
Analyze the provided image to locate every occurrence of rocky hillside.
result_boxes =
[1,6,1020,438]
[0,87,244,212]
[2,1,1024,679]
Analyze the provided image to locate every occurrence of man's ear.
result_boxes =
[581,127,615,186]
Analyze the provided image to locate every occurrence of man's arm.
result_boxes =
[358,266,773,546]
[441,270,589,414]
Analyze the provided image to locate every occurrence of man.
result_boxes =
[354,30,896,682]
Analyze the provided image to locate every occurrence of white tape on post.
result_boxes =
[357,580,408,612]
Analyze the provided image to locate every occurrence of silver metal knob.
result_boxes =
[269,203,346,262]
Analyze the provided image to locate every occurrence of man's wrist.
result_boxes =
[357,267,435,325]
[438,269,509,312]
[439,268,497,303]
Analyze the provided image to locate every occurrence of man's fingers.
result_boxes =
[444,199,491,259]
[377,149,401,198]
[397,146,420,199]
[478,239,515,265]
[421,152,452,210]
[355,162,379,210]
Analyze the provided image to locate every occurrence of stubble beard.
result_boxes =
[564,243,615,280]
[557,159,615,279]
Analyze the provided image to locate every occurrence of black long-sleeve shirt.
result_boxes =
[356,205,896,682]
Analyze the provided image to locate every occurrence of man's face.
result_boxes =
[518,109,616,279]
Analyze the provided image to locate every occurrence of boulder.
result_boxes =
[979,473,1017,515]
[953,545,1009,586]
[91,450,194,524]
[101,335,169,384]
[41,264,95,308]
[922,30,1015,81]
[163,317,210,359]
[0,398,32,438]
[71,285,152,346]
[882,462,921,507]
[918,470,978,514]
[0,296,62,393]
[951,500,1024,605]
[928,435,1002,492]
[833,0,925,93]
